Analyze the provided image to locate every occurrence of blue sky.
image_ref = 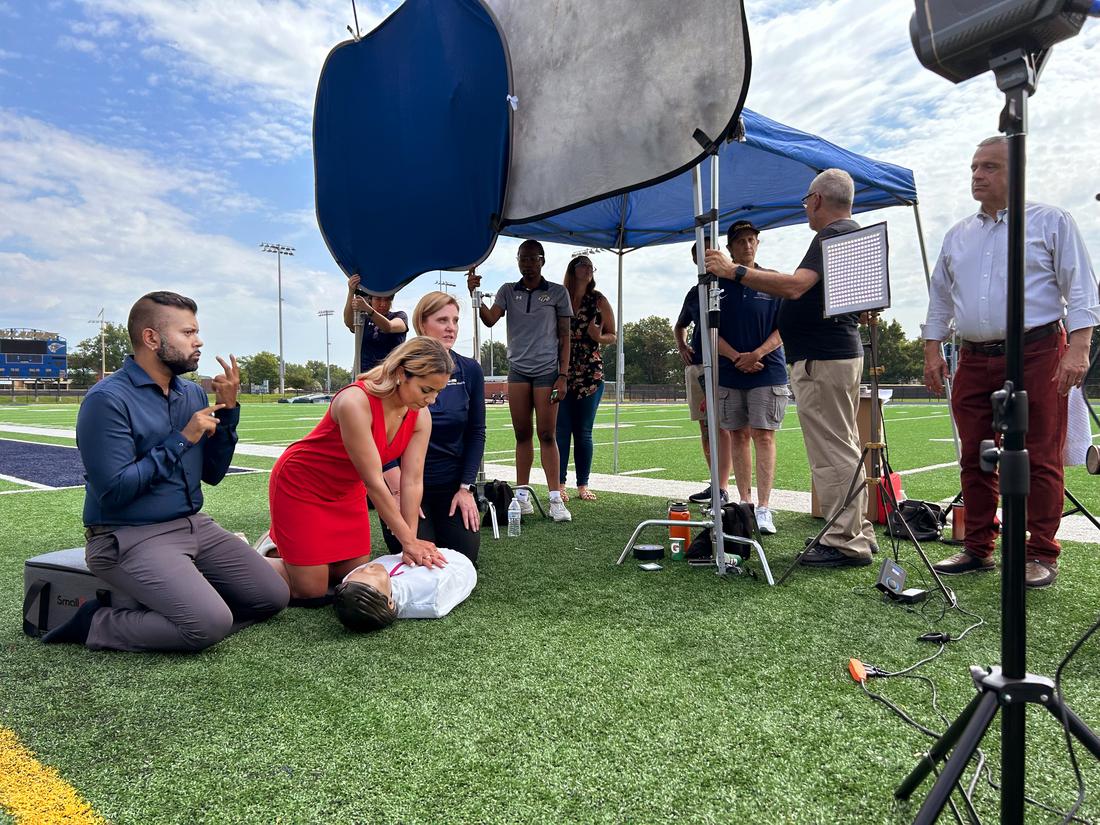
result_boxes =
[2,1,1098,376]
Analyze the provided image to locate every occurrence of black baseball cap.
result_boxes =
[726,220,760,243]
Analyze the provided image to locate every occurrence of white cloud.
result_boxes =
[81,0,380,113]
[0,113,347,370]
[57,35,98,54]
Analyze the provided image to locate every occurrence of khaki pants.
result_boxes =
[790,357,875,558]
[85,514,289,652]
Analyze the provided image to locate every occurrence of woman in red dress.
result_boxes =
[266,337,453,599]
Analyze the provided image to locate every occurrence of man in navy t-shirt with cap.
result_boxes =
[712,220,789,535]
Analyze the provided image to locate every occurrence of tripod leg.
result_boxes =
[895,689,989,800]
[1043,698,1100,760]
[912,691,999,825]
[1063,488,1100,532]
[776,447,870,584]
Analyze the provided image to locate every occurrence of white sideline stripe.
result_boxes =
[0,424,1094,543]
[1,435,77,450]
[0,472,53,490]
[0,424,76,438]
[897,461,959,476]
[481,463,1100,545]
[0,485,83,495]
[618,467,665,476]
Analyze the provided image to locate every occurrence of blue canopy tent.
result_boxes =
[501,108,931,472]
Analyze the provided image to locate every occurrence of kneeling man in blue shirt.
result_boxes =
[44,291,289,650]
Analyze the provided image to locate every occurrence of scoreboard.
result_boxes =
[0,330,67,379]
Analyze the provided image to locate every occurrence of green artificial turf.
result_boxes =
[1,471,1098,823]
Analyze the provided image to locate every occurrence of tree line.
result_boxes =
[594,316,925,386]
[64,317,935,391]
[65,322,352,392]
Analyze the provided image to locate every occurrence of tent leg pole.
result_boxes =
[614,250,624,473]
[915,204,962,465]
[472,290,485,483]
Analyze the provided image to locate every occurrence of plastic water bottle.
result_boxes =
[507,497,522,538]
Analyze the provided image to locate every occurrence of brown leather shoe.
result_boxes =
[1025,560,1058,589]
[933,550,995,575]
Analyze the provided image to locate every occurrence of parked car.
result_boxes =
[278,393,333,404]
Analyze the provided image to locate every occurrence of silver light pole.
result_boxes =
[87,309,107,381]
[317,309,334,392]
[260,242,295,395]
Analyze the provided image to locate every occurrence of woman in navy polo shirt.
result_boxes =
[381,292,486,562]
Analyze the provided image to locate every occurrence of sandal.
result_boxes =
[578,488,597,501]
[559,490,570,502]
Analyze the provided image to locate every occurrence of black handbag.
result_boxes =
[886,499,947,542]
[686,501,760,561]
[478,480,514,530]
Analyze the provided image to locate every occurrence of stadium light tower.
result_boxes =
[260,243,295,395]
[87,308,107,380]
[317,309,334,392]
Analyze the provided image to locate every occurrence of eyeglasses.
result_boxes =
[574,262,596,272]
[800,191,818,207]
[517,255,543,263]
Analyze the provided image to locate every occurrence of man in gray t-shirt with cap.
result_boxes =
[468,240,574,523]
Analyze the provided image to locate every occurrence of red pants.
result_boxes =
[951,332,1067,563]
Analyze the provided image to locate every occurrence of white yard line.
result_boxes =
[618,467,665,476]
[0,473,53,490]
[1,435,77,449]
[896,461,960,476]
[0,424,76,438]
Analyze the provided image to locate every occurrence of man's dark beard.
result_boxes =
[157,338,199,376]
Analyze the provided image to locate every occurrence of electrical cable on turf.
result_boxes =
[858,677,976,823]
[857,667,1085,822]
[1052,612,1100,825]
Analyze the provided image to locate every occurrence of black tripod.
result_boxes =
[894,49,1100,825]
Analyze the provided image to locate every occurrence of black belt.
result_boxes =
[960,320,1061,356]
[85,525,120,539]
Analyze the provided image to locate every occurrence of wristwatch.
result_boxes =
[733,265,748,284]
[463,483,477,494]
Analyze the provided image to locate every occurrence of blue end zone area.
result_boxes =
[0,438,259,490]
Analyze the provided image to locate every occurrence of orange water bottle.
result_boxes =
[668,500,691,544]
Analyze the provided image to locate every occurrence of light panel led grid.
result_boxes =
[821,221,890,317]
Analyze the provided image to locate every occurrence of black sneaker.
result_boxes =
[799,544,872,568]
[688,487,712,503]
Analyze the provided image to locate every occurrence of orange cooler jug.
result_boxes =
[668,501,691,543]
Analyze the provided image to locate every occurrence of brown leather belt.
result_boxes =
[960,320,1061,356]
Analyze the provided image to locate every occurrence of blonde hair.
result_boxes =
[412,291,460,336]
[357,336,454,395]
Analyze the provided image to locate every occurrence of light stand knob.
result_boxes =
[980,439,1000,473]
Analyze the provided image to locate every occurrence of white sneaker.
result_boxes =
[517,497,535,516]
[549,499,572,522]
[756,506,776,535]
[253,529,278,557]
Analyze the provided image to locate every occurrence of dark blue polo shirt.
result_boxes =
[359,310,408,372]
[716,282,787,389]
[76,356,240,526]
[423,352,486,488]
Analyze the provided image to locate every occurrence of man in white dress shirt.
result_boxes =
[334,548,477,631]
[922,136,1099,588]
